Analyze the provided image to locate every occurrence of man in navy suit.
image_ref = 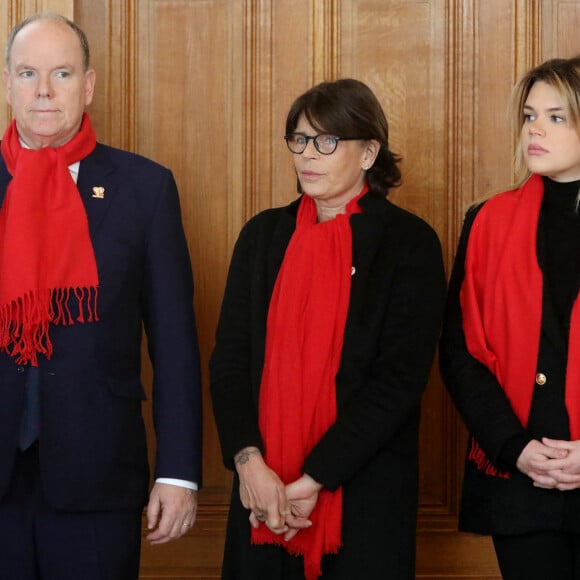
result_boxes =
[0,12,202,579]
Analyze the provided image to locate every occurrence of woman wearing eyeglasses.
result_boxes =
[210,78,446,580]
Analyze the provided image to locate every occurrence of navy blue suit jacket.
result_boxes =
[0,143,202,511]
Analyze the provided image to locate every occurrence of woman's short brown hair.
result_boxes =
[285,79,401,197]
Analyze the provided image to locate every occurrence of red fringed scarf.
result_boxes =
[0,113,99,366]
[253,186,366,580]
[460,173,580,472]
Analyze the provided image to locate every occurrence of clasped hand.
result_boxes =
[235,448,322,541]
[517,437,580,490]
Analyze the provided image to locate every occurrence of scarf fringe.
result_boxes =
[0,286,98,366]
[467,436,510,479]
[0,114,99,365]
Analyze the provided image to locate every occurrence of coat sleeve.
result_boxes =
[439,204,531,469]
[302,220,446,490]
[142,169,203,484]
[209,220,264,470]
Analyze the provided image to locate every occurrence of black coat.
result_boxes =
[210,191,446,579]
[440,197,580,535]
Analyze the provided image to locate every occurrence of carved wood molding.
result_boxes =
[445,0,476,260]
[243,0,273,220]
[9,0,73,20]
[106,0,138,151]
[311,0,340,83]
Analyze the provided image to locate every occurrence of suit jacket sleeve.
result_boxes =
[142,169,203,484]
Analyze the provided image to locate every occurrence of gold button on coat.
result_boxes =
[535,372,547,386]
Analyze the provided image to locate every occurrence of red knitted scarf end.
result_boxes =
[0,286,99,366]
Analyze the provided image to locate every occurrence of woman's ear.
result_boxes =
[362,139,380,170]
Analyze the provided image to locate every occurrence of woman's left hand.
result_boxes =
[283,474,322,541]
[538,438,580,490]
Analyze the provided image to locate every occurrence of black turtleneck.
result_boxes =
[540,176,580,326]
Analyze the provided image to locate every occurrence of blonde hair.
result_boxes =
[509,56,580,184]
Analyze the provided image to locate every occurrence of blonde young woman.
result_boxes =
[441,56,580,579]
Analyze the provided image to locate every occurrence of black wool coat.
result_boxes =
[210,191,446,579]
[440,197,580,535]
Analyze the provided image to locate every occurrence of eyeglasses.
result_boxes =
[284,133,359,155]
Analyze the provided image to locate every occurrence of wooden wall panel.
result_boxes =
[137,0,244,498]
[135,7,239,573]
[341,0,447,222]
[339,0,456,524]
[252,0,321,214]
[543,0,580,58]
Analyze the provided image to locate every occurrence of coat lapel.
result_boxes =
[349,194,390,315]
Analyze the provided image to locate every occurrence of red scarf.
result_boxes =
[252,187,365,579]
[0,113,99,366]
[461,173,580,468]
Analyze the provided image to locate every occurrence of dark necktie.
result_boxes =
[19,366,40,450]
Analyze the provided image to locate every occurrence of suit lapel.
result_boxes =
[76,145,117,237]
[0,157,10,209]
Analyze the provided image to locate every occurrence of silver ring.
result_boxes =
[254,513,266,521]
[182,523,192,527]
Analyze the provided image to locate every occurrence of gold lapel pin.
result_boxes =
[91,186,105,199]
